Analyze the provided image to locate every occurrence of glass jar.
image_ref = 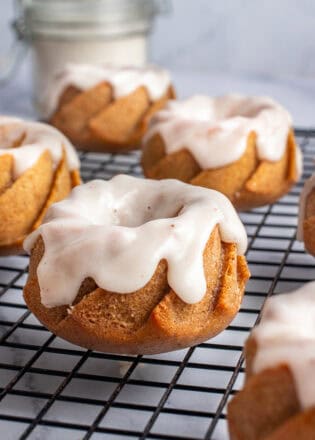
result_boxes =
[11,0,169,115]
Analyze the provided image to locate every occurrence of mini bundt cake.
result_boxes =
[0,116,81,255]
[228,281,315,440]
[297,173,315,256]
[142,94,302,211]
[43,64,175,152]
[23,175,250,354]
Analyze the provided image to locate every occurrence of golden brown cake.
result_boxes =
[228,282,315,440]
[44,64,175,152]
[0,116,81,255]
[142,95,301,211]
[23,175,250,354]
[297,174,315,256]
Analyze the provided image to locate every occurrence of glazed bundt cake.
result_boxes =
[0,116,81,255]
[142,94,301,211]
[297,173,315,256]
[228,281,315,440]
[23,175,250,354]
[44,64,175,152]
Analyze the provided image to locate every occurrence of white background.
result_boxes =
[1,0,315,127]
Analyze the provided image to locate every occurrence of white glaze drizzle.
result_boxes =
[252,281,315,409]
[42,63,171,118]
[0,116,80,179]
[24,175,247,308]
[144,94,299,170]
[297,173,315,240]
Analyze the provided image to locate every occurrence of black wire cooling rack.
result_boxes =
[0,129,314,440]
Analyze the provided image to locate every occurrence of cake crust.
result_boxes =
[142,130,299,211]
[0,152,80,255]
[0,117,81,255]
[228,336,301,440]
[51,83,175,152]
[228,282,315,440]
[303,188,315,256]
[23,226,250,354]
[228,336,315,440]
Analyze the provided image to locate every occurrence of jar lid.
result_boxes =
[18,0,170,38]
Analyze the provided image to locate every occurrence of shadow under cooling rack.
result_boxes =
[0,129,314,440]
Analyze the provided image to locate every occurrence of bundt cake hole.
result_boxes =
[110,198,184,228]
[229,102,272,119]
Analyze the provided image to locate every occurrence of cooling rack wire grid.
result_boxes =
[0,129,314,440]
